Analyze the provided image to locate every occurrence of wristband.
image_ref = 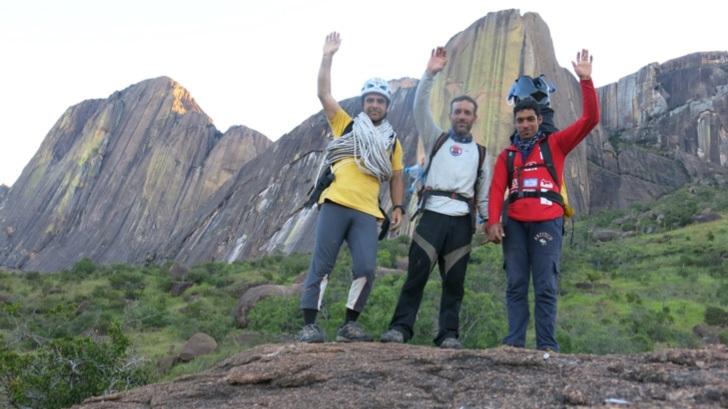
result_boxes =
[392,205,405,215]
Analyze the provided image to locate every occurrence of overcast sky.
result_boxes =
[1,0,726,186]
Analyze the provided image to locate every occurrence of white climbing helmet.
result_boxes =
[360,77,391,104]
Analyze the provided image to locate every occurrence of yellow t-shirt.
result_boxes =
[319,109,403,219]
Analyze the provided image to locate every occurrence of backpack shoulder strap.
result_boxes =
[422,132,450,180]
[477,144,486,174]
[343,121,354,135]
[431,132,450,158]
[390,136,398,161]
[474,143,486,188]
[506,137,559,189]
[506,149,517,187]
[538,137,560,189]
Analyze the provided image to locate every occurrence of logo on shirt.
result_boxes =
[449,145,463,156]
[523,161,538,171]
[533,232,554,246]
[540,179,554,189]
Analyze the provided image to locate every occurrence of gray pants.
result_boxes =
[300,202,378,313]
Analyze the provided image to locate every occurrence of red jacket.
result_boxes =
[488,79,599,224]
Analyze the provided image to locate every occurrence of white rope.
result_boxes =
[317,112,395,183]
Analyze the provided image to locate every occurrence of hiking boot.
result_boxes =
[380,329,404,343]
[440,338,464,350]
[336,321,374,342]
[298,324,325,343]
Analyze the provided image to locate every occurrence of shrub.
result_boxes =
[0,320,150,409]
[376,249,394,268]
[629,306,675,343]
[247,296,302,335]
[108,270,145,292]
[279,253,312,279]
[186,269,211,285]
[705,306,728,327]
[458,291,507,348]
[72,258,97,276]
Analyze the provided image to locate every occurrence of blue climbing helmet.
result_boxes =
[507,74,556,106]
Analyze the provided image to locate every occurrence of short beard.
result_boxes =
[368,111,387,124]
[452,123,471,136]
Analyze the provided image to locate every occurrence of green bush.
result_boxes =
[627,306,675,343]
[0,320,150,409]
[108,270,145,292]
[558,317,654,354]
[356,273,404,336]
[247,296,302,335]
[720,330,728,345]
[376,249,394,268]
[186,269,210,285]
[458,291,507,348]
[705,306,728,327]
[279,253,312,280]
[72,258,97,276]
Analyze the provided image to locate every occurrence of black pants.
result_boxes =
[388,210,472,346]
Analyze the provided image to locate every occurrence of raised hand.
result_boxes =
[426,46,448,77]
[323,32,341,58]
[318,31,342,120]
[571,49,593,80]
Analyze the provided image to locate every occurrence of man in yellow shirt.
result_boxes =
[299,32,405,343]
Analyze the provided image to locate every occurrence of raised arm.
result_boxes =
[555,49,599,153]
[414,47,448,151]
[318,32,342,121]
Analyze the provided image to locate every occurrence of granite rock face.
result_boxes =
[0,77,270,271]
[157,81,420,266]
[591,52,728,211]
[72,343,728,409]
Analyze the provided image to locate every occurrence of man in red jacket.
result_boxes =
[486,49,599,352]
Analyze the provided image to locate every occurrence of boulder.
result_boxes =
[170,281,195,297]
[593,229,620,242]
[179,332,217,362]
[395,257,409,271]
[689,213,722,224]
[169,262,190,280]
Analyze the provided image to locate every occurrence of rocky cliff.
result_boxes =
[1,9,726,272]
[157,79,421,266]
[0,77,271,271]
[590,52,728,211]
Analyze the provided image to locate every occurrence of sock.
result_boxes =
[345,308,360,324]
[303,309,318,326]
